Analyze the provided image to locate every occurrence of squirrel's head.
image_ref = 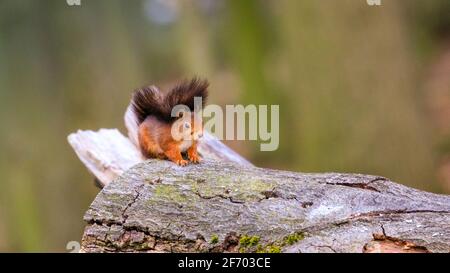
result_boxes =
[171,111,204,141]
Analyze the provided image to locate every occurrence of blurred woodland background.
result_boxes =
[0,0,449,252]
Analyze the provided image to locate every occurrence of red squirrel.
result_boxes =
[131,78,208,166]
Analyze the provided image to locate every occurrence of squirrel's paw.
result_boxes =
[175,159,189,166]
[188,154,202,164]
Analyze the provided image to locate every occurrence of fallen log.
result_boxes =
[68,102,450,253]
[80,159,450,253]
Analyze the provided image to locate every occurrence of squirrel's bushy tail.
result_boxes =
[131,85,164,124]
[131,77,209,124]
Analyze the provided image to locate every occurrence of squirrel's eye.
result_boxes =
[184,122,191,129]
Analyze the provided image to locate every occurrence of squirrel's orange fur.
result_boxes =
[131,78,208,166]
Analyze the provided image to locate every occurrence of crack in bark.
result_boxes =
[310,244,337,253]
[325,182,380,192]
[87,218,122,227]
[324,176,387,193]
[380,223,387,236]
[121,184,145,224]
[82,221,206,253]
[369,177,388,183]
[260,189,280,199]
[364,229,430,253]
[193,190,245,204]
[350,209,450,219]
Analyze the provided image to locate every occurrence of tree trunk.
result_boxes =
[80,159,450,253]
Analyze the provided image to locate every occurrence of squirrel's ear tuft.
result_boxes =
[165,77,209,112]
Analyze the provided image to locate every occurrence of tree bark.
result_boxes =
[81,159,450,253]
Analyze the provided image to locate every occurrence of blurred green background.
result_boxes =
[0,0,449,252]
